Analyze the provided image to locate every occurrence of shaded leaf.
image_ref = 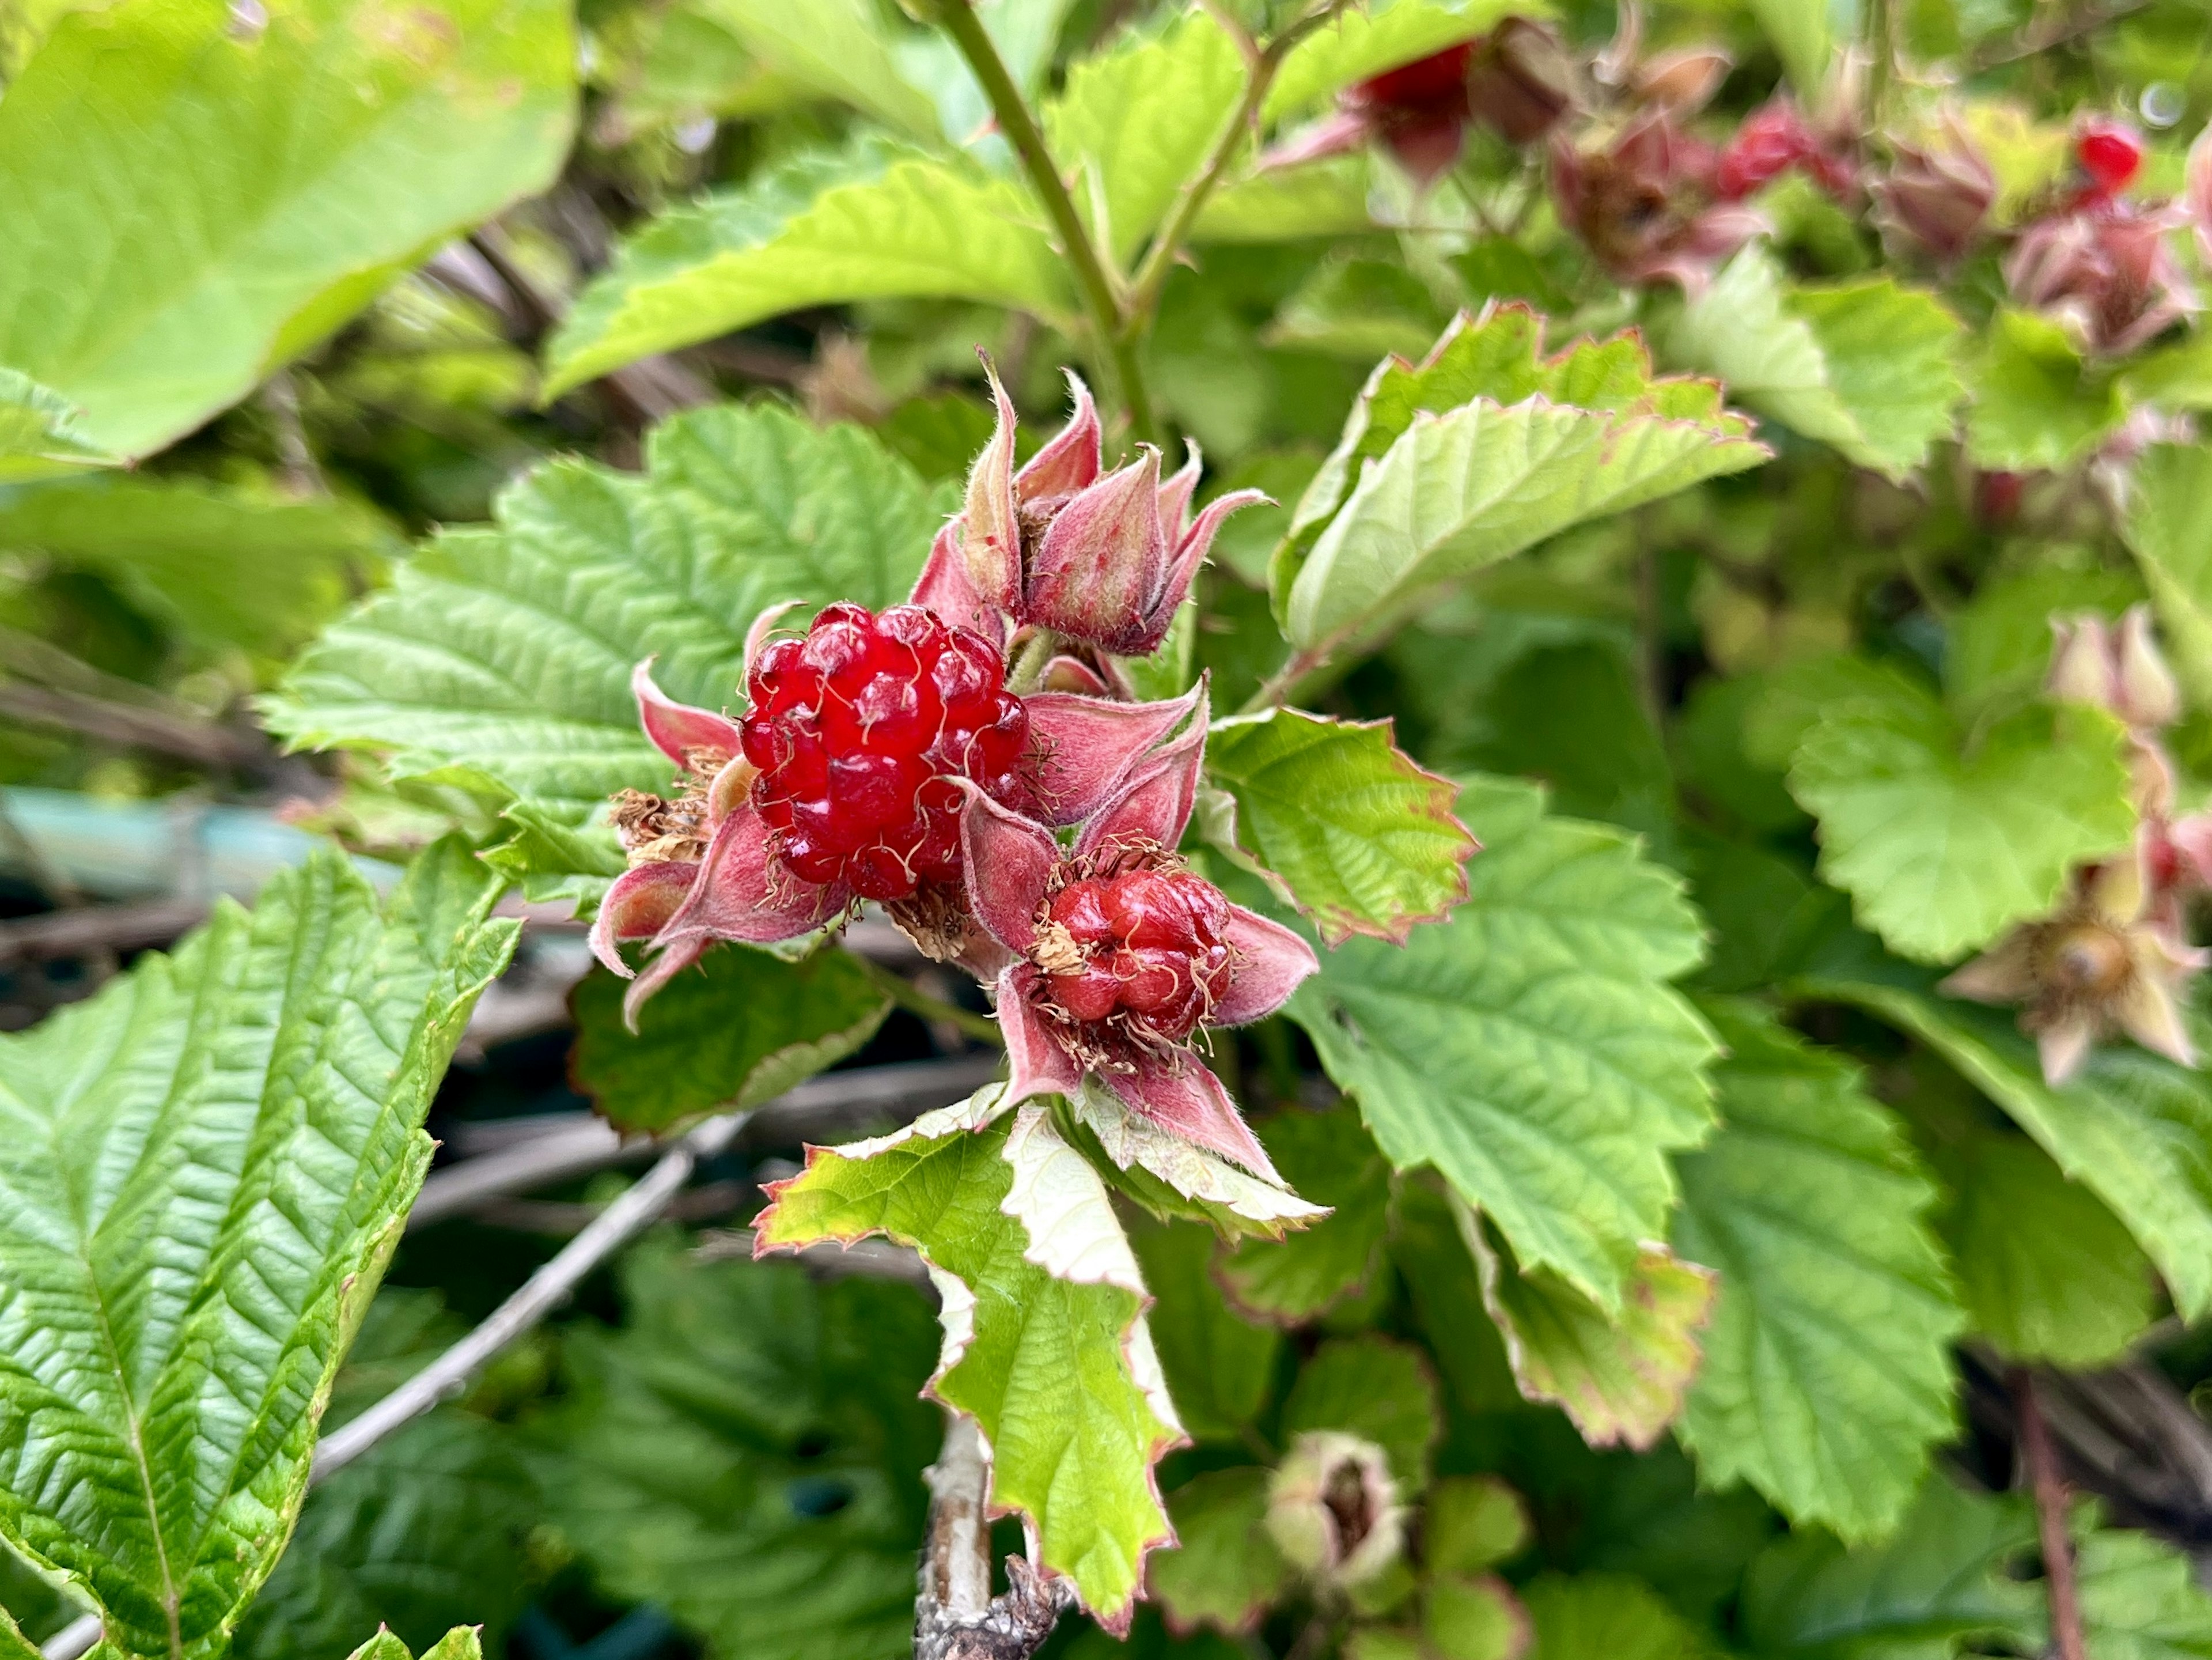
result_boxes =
[1149,1469,1289,1636]
[1280,1336,1440,1495]
[1127,1223,1281,1444]
[2122,443,2212,708]
[1522,1573,1701,1660]
[1218,1106,1395,1323]
[0,841,517,1660]
[2077,1527,2212,1660]
[1425,1477,1531,1577]
[0,369,116,482]
[1289,775,1717,1312]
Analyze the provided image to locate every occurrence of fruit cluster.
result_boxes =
[739,601,1028,901]
[1035,865,1235,1045]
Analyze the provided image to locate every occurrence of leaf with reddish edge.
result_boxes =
[752,1107,1180,1628]
[1105,1050,1279,1181]
[631,660,742,765]
[1022,682,1206,826]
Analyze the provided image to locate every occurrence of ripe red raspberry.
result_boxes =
[1038,867,1234,1044]
[1715,103,1813,201]
[739,602,1028,902]
[2077,119,2145,201]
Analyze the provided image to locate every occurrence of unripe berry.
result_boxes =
[1039,866,1234,1043]
[741,602,1029,902]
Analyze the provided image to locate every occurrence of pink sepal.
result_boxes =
[1211,905,1321,1027]
[1108,1053,1279,1181]
[1025,450,1168,656]
[588,861,699,976]
[622,936,708,1031]
[1021,681,1203,826]
[999,965,1085,1105]
[1077,704,1209,859]
[911,523,1012,647]
[632,659,741,766]
[642,804,850,1004]
[956,784,1059,955]
[1015,369,1103,501]
[960,365,1024,609]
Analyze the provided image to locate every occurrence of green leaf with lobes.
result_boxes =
[1665,245,1964,481]
[1125,1222,1281,1443]
[1963,307,2126,472]
[2122,442,2212,709]
[1796,960,2212,1323]
[535,1239,941,1660]
[266,404,947,829]
[569,946,890,1136]
[1786,678,2136,964]
[1203,709,1474,946]
[543,142,1072,395]
[753,1105,1179,1627]
[0,0,575,459]
[0,840,517,1660]
[1275,308,1766,656]
[0,369,117,482]
[342,1629,484,1660]
[1671,1000,1963,1542]
[1288,774,1718,1314]
[1217,1106,1395,1324]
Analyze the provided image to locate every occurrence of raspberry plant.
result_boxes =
[14,3,2212,1660]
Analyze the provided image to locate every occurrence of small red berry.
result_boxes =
[1352,43,1476,118]
[1042,868,1234,1043]
[2077,119,2146,201]
[1715,101,1814,201]
[741,602,1028,902]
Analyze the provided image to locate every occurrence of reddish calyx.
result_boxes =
[2076,119,2146,204]
[740,601,1028,902]
[1036,866,1234,1045]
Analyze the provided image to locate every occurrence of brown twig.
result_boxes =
[0,682,270,770]
[2014,1367,2089,1660]
[916,1412,1073,1660]
[0,899,209,967]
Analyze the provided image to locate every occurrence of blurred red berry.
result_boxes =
[2077,119,2147,202]
[1715,100,1812,199]
[741,602,1028,902]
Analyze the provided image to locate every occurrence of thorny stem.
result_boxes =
[931,0,1159,444]
[2014,1367,2089,1660]
[854,954,1006,1046]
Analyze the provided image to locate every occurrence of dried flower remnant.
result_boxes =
[1265,1432,1406,1590]
[1550,112,1766,291]
[1874,114,1997,264]
[2005,199,2198,356]
[956,706,1319,1178]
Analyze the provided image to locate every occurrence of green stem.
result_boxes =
[853,954,1006,1047]
[1005,627,1065,694]
[1236,644,1331,716]
[933,0,1158,443]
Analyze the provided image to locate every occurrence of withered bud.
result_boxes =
[1265,1431,1405,1590]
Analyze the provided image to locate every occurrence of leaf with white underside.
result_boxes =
[1786,678,2135,964]
[1149,1468,1289,1636]
[1065,1080,1327,1238]
[1937,1132,2156,1367]
[1045,12,1243,266]
[0,370,116,482]
[1277,308,1765,656]
[0,841,517,1660]
[753,1111,1179,1626]
[1289,774,1717,1313]
[570,946,890,1136]
[1204,709,1474,945]
[1672,1001,1963,1542]
[267,404,946,827]
[1463,1200,1714,1452]
[1666,245,1964,480]
[0,0,574,459]
[1218,1106,1395,1323]
[1797,962,2212,1322]
[544,143,1070,394]
[2122,443,2212,708]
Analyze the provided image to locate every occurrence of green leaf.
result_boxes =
[2122,443,2212,708]
[1204,710,1472,944]
[2077,1527,2212,1660]
[544,143,1069,395]
[0,0,574,459]
[1425,1477,1530,1576]
[1289,774,1718,1311]
[0,840,517,1660]
[1126,1222,1281,1443]
[1044,12,1244,266]
[1277,311,1765,655]
[1150,1469,1290,1637]
[1672,1001,1963,1542]
[0,369,117,482]
[697,0,939,137]
[0,477,394,656]
[1749,0,1834,96]
[1936,1132,2156,1367]
[1058,1080,1328,1242]
[1280,1336,1441,1495]
[539,1240,940,1660]
[1797,963,2212,1321]
[1522,1574,1703,1660]
[1388,1183,1521,1417]
[342,1629,482,1660]
[755,1110,1178,1624]
[1786,679,2136,964]
[1944,566,2143,720]
[1737,1479,2040,1660]
[1468,1215,1715,1453]
[234,1413,537,1660]
[1218,1106,1395,1323]
[1267,258,1454,364]
[1963,308,2126,472]
[0,1606,33,1660]
[268,404,945,825]
[1192,157,1376,244]
[570,947,888,1136]
[1264,0,1524,118]
[1421,1574,1527,1660]
[1665,247,1964,481]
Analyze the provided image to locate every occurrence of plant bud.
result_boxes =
[1265,1432,1405,1590]
[1874,115,1995,264]
[2049,606,2180,729]
[1634,46,1729,114]
[2116,604,2181,728]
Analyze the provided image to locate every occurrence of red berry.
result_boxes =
[1354,43,1476,117]
[1715,102,1813,201]
[2077,119,2145,200]
[741,603,1029,902]
[1043,868,1234,1043]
